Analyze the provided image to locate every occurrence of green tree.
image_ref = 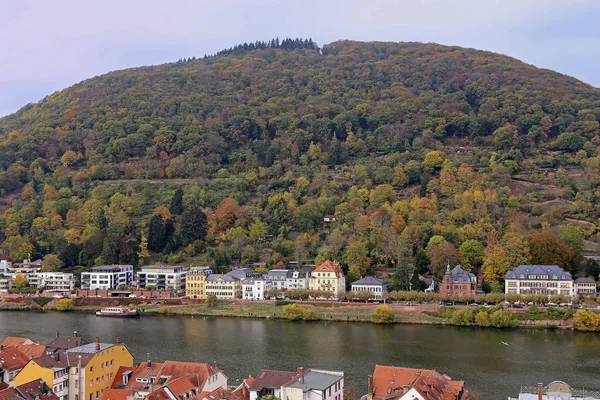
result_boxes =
[475,311,490,327]
[206,294,218,307]
[249,219,267,241]
[530,232,573,270]
[459,240,485,272]
[345,241,369,277]
[489,310,516,328]
[451,308,474,326]
[148,214,166,252]
[169,186,184,215]
[181,201,208,244]
[42,254,62,272]
[283,303,306,321]
[371,305,395,323]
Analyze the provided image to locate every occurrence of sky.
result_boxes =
[1,0,599,117]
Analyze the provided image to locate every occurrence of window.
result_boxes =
[89,380,93,387]
[89,366,93,373]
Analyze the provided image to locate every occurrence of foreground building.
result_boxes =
[364,365,468,400]
[81,266,134,290]
[440,265,477,298]
[309,260,346,299]
[509,381,600,400]
[249,367,343,400]
[351,277,388,300]
[505,265,574,297]
[27,272,75,293]
[242,276,272,300]
[205,275,241,299]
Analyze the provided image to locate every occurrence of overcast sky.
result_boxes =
[1,0,599,117]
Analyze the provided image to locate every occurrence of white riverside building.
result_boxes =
[80,265,134,290]
[505,265,575,297]
[136,265,187,290]
[242,276,273,300]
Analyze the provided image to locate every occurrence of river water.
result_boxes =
[1,312,599,399]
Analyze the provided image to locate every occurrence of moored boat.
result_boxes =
[96,307,140,318]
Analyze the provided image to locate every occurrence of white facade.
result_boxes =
[281,369,344,400]
[137,266,187,290]
[574,278,597,296]
[265,270,288,290]
[242,277,272,300]
[505,265,575,297]
[351,278,388,300]
[0,274,11,291]
[81,265,134,290]
[29,272,74,292]
[286,270,310,289]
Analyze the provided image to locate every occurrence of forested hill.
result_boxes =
[2,39,600,290]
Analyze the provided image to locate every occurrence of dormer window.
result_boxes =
[552,274,557,280]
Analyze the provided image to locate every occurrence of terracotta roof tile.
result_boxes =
[0,346,29,371]
[16,345,46,359]
[102,389,131,400]
[15,379,58,400]
[158,361,219,386]
[370,366,466,400]
[0,338,32,348]
[201,387,242,400]
[165,377,198,397]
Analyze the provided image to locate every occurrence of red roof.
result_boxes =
[101,389,131,400]
[232,378,253,400]
[313,260,344,277]
[116,361,163,391]
[370,366,467,400]
[0,387,22,400]
[111,366,135,389]
[165,376,198,397]
[200,387,242,400]
[249,370,296,391]
[0,346,29,372]
[15,379,58,400]
[158,361,220,386]
[15,345,46,359]
[0,338,32,348]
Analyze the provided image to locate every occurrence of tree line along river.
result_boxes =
[1,311,599,399]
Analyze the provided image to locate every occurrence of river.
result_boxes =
[1,312,599,399]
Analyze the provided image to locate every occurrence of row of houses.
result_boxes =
[0,260,75,293]
[0,334,473,400]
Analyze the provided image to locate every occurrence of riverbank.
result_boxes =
[1,297,577,329]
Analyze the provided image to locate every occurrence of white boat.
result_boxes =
[96,307,140,318]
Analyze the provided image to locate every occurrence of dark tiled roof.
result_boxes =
[352,277,386,286]
[505,265,572,280]
[575,277,596,284]
[249,370,296,391]
[16,379,58,400]
[207,274,238,283]
[445,266,476,283]
[286,369,343,392]
[0,387,22,400]
[46,335,83,352]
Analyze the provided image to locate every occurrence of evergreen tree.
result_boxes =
[170,186,184,215]
[181,201,208,244]
[148,214,166,252]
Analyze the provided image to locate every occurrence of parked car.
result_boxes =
[444,302,453,306]
[512,304,524,309]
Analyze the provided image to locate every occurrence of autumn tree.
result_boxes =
[529,232,573,270]
[42,254,62,272]
[345,240,369,276]
[12,273,28,288]
[428,242,462,278]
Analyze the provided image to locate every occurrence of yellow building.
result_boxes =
[205,274,241,299]
[185,267,212,299]
[309,260,346,299]
[68,338,134,400]
[14,354,70,400]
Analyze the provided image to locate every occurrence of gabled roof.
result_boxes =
[0,346,29,371]
[207,274,239,283]
[27,353,69,370]
[313,260,344,277]
[371,365,466,400]
[157,361,221,385]
[0,387,22,400]
[249,370,296,391]
[505,265,572,281]
[101,389,131,400]
[114,361,163,391]
[352,277,386,286]
[15,379,58,400]
[445,266,476,283]
[200,387,243,400]
[232,377,254,400]
[164,376,198,398]
[0,337,33,348]
[46,334,83,352]
[16,345,46,359]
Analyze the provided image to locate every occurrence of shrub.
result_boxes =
[490,310,517,328]
[275,300,293,306]
[158,306,169,315]
[55,298,75,311]
[282,303,317,321]
[206,294,218,308]
[303,309,319,321]
[32,297,53,307]
[573,310,600,331]
[450,308,474,326]
[475,311,490,327]
[371,305,395,324]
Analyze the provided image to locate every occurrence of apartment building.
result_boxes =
[136,266,187,291]
[80,266,134,290]
[185,267,212,299]
[505,265,574,297]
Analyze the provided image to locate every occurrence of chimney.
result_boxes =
[73,331,77,337]
[95,337,100,351]
[297,367,304,383]
[538,383,543,400]
[116,337,121,344]
[40,380,47,394]
[56,331,59,338]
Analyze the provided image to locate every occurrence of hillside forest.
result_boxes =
[1,39,600,291]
